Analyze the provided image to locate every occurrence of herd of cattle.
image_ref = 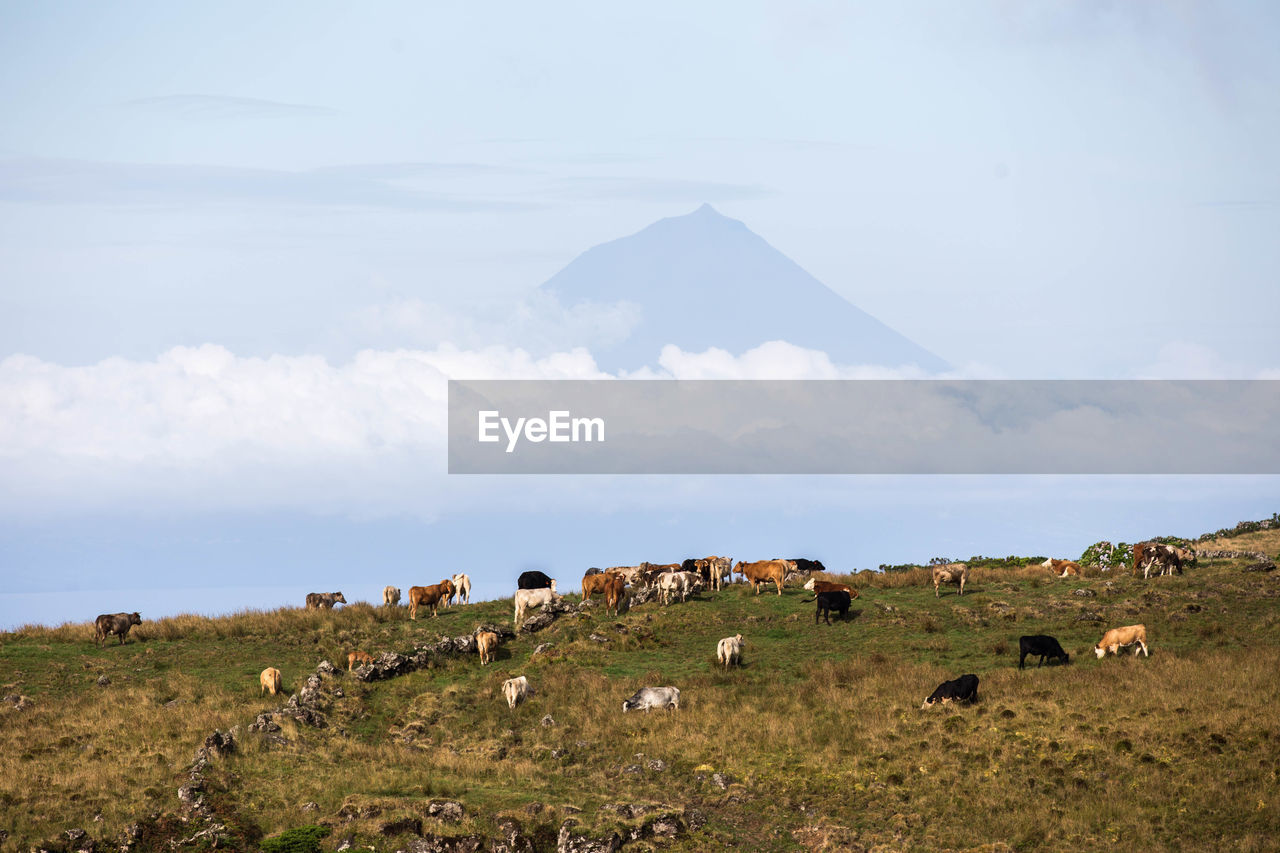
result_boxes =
[91,543,1184,714]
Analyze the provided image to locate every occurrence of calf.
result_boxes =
[1095,624,1149,658]
[622,686,681,713]
[305,591,347,610]
[921,674,980,709]
[931,563,968,597]
[475,631,499,666]
[502,675,530,709]
[514,587,561,625]
[382,585,401,607]
[451,573,472,605]
[716,634,745,668]
[260,667,282,696]
[93,612,142,647]
[348,650,374,671]
[1018,635,1069,669]
[808,590,851,624]
[803,578,860,599]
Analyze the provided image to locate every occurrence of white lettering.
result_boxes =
[549,410,570,442]
[478,411,500,443]
[573,416,605,442]
[502,417,526,453]
[525,418,547,442]
[481,411,605,453]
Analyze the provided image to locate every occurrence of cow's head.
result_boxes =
[129,612,142,626]
[549,579,557,593]
[1094,644,1107,659]
[334,592,347,604]
[733,562,745,574]
[803,578,816,590]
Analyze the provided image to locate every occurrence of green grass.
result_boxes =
[3,541,1280,851]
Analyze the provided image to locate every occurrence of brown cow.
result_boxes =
[475,631,499,666]
[604,574,627,616]
[260,667,282,696]
[347,650,374,671]
[1134,542,1190,579]
[93,612,142,647]
[1041,558,1081,577]
[803,578,860,599]
[408,579,455,620]
[582,571,612,601]
[733,560,788,595]
[1095,624,1149,658]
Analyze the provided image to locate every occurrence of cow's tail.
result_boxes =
[801,595,817,603]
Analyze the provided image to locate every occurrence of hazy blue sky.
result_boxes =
[1,2,1277,627]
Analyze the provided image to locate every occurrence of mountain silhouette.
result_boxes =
[543,204,947,372]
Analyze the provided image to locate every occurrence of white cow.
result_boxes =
[514,587,561,625]
[622,686,680,713]
[658,571,700,605]
[451,573,472,606]
[502,675,531,709]
[382,585,401,607]
[716,634,745,668]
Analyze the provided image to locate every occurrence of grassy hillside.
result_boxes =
[2,531,1279,852]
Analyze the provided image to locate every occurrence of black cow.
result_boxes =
[789,558,827,574]
[806,590,851,624]
[94,612,142,647]
[583,567,602,576]
[1018,635,1070,670]
[921,674,980,709]
[517,570,555,590]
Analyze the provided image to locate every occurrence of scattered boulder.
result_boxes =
[96,675,111,687]
[557,820,622,853]
[1243,561,1276,573]
[1073,588,1097,598]
[427,801,465,823]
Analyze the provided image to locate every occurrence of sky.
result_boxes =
[1,2,1278,628]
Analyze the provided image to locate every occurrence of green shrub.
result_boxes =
[260,825,331,853]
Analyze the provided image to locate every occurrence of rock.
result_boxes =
[1073,588,1096,597]
[201,729,236,757]
[541,714,556,727]
[588,633,609,643]
[301,802,319,812]
[532,643,556,656]
[557,820,622,853]
[338,802,382,820]
[249,713,281,733]
[3,693,33,711]
[163,698,187,708]
[316,659,338,675]
[64,828,96,852]
[176,784,203,809]
[711,772,732,790]
[493,817,536,853]
[623,764,643,774]
[645,759,667,772]
[1075,610,1105,622]
[306,674,323,690]
[333,688,345,698]
[381,817,423,836]
[96,675,110,687]
[427,800,464,823]
[1243,561,1277,573]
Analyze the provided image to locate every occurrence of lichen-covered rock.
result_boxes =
[556,820,622,853]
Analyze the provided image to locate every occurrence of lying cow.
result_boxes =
[921,674,979,709]
[932,563,968,597]
[1094,624,1149,658]
[803,578,860,599]
[93,612,142,647]
[1018,635,1069,670]
[717,634,745,668]
[260,667,282,696]
[382,585,401,607]
[451,573,472,605]
[305,591,347,610]
[807,590,851,624]
[734,560,788,595]
[622,686,681,713]
[475,631,499,666]
[502,675,531,709]
[517,570,556,591]
[1041,558,1081,578]
[514,587,562,625]
[407,580,455,620]
[348,650,374,671]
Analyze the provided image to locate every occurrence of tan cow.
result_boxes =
[803,578,860,599]
[734,560,788,595]
[260,667,282,696]
[514,587,561,625]
[502,675,531,709]
[475,631,499,666]
[1095,624,1149,658]
[717,634,745,668]
[604,574,627,616]
[582,571,612,601]
[1041,558,1081,578]
[347,650,374,671]
[408,579,455,620]
[382,585,401,606]
[932,562,969,597]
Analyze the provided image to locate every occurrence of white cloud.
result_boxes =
[628,341,1001,379]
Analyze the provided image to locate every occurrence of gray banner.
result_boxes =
[448,380,1279,474]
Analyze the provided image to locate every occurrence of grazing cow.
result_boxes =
[1018,635,1070,670]
[604,574,627,616]
[1094,624,1149,658]
[348,650,374,671]
[407,580,455,620]
[1041,558,1081,578]
[93,612,142,647]
[582,571,612,601]
[502,675,530,709]
[305,591,347,610]
[658,571,699,605]
[921,674,980,709]
[932,563,969,597]
[734,560,789,595]
[382,586,401,607]
[717,634,745,668]
[622,686,681,713]
[514,587,562,625]
[1134,542,1187,579]
[517,570,556,591]
[475,631,499,666]
[260,667,282,696]
[803,578,861,599]
[451,573,472,606]
[807,590,852,624]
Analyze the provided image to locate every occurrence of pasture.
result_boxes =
[2,541,1279,851]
